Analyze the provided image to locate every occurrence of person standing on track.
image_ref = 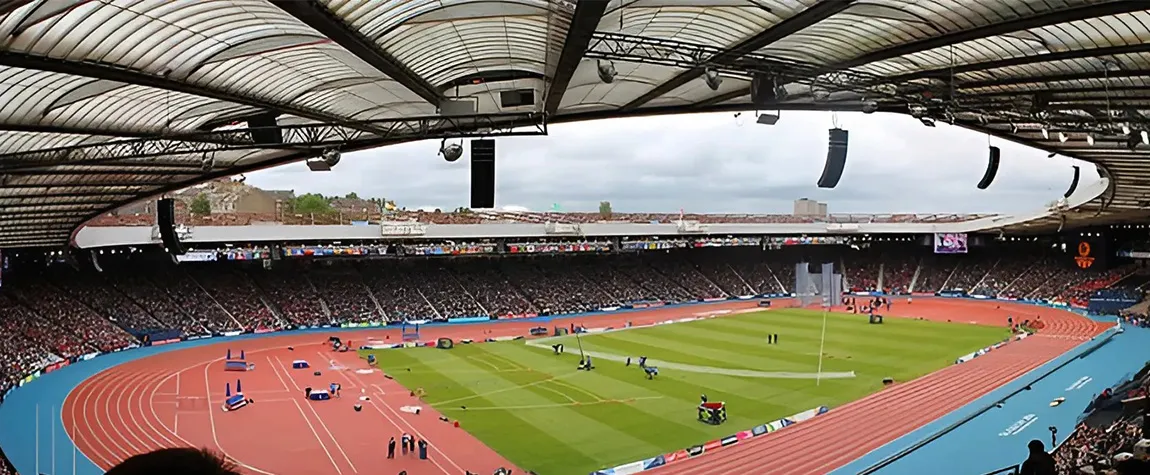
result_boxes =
[387,437,396,459]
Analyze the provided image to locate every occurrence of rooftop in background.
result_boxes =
[86,208,996,227]
[3,1,1150,247]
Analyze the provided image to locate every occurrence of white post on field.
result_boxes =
[816,308,828,386]
[51,405,56,475]
[35,405,40,475]
[72,417,78,475]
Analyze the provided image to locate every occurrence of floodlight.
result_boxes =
[703,68,722,91]
[1058,132,1068,143]
[1086,134,1095,146]
[439,139,463,162]
[596,60,616,84]
[1041,128,1049,140]
[306,148,341,172]
[861,101,878,114]
[1123,124,1131,135]
[1142,130,1149,145]
[756,113,779,125]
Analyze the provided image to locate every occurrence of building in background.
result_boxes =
[794,198,828,217]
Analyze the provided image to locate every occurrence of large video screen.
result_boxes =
[934,233,968,254]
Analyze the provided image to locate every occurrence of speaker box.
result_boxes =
[750,74,777,107]
[818,128,849,189]
[247,114,282,145]
[978,146,1000,190]
[157,198,185,256]
[470,139,495,209]
[1064,165,1080,198]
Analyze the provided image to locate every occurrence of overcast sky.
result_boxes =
[245,111,1097,215]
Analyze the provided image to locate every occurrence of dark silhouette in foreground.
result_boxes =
[105,448,241,475]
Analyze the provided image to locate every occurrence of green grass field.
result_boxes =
[362,310,1008,474]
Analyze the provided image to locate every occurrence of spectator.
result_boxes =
[1021,439,1056,475]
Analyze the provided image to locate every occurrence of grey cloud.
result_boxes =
[247,111,1096,215]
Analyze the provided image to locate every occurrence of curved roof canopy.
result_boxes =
[1,0,1149,248]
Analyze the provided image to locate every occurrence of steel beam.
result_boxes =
[544,0,609,115]
[0,199,119,209]
[0,112,546,166]
[888,43,1150,84]
[0,209,93,217]
[833,2,1149,71]
[619,1,855,111]
[0,190,138,199]
[2,168,204,176]
[0,51,388,135]
[0,181,173,188]
[960,69,1150,90]
[271,0,443,105]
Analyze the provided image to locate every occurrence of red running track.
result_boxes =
[61,301,760,475]
[651,299,1110,475]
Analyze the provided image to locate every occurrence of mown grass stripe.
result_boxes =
[362,309,1010,474]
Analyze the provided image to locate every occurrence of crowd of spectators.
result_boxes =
[969,255,1033,299]
[844,254,881,292]
[1052,413,1146,474]
[186,268,278,330]
[882,254,917,294]
[0,247,1142,398]
[248,265,329,327]
[359,263,438,320]
[0,245,1145,475]
[5,276,135,355]
[0,294,62,394]
[310,263,382,323]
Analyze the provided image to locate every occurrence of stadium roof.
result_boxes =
[2,0,1150,248]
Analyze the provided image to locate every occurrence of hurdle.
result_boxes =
[222,379,249,412]
[401,322,421,342]
[224,349,255,371]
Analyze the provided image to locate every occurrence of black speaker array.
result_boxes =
[470,139,495,209]
[1064,165,1081,198]
[157,198,185,256]
[750,74,777,107]
[817,128,849,189]
[247,113,282,145]
[978,146,1000,190]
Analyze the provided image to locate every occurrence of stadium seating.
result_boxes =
[0,244,1139,471]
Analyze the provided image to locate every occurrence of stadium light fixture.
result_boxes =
[1122,124,1131,135]
[1058,132,1068,143]
[1086,134,1095,146]
[860,101,878,114]
[439,138,463,162]
[1041,128,1049,140]
[596,60,616,84]
[1142,130,1149,145]
[703,68,722,91]
[756,112,779,125]
[306,148,341,172]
